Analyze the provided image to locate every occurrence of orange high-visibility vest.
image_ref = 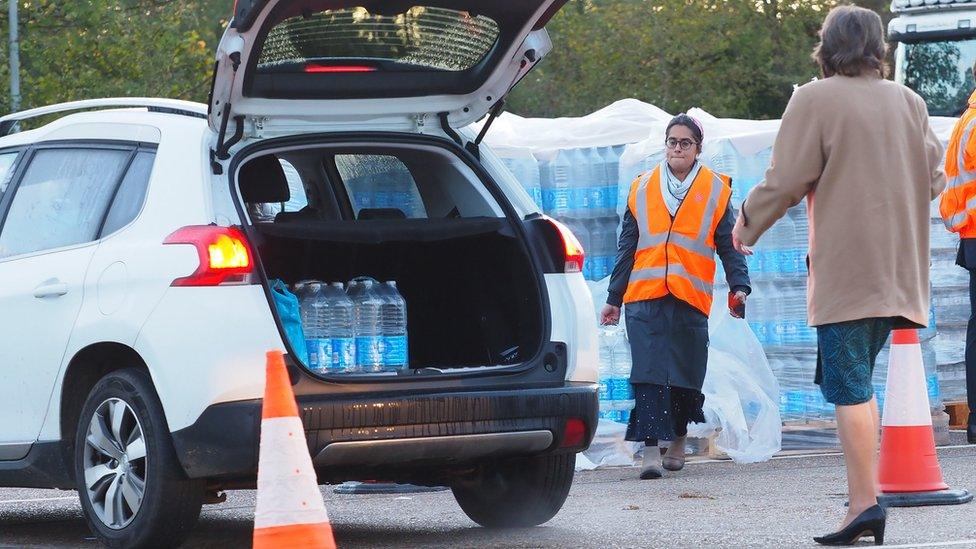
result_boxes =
[623,164,732,315]
[941,90,976,238]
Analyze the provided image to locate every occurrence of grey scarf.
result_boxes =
[660,160,702,217]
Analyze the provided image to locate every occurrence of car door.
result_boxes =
[0,145,134,458]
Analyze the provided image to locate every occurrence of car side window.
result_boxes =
[247,159,308,223]
[335,154,427,219]
[0,148,130,259]
[101,151,156,237]
[281,159,308,213]
[0,151,19,199]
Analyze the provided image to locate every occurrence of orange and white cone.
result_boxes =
[877,330,972,507]
[253,350,337,548]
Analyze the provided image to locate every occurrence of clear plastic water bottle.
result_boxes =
[503,151,542,209]
[378,281,409,371]
[350,175,373,211]
[347,279,384,373]
[587,147,608,217]
[524,152,543,209]
[569,148,591,217]
[781,288,803,346]
[550,149,573,217]
[777,214,798,276]
[599,146,620,217]
[788,205,809,276]
[598,328,615,420]
[749,283,768,345]
[584,218,606,281]
[328,282,357,373]
[762,220,787,280]
[299,282,331,374]
[603,216,619,278]
[610,331,634,424]
[764,281,784,347]
[292,280,315,301]
[538,154,554,214]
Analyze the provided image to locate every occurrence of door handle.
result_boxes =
[33,281,68,298]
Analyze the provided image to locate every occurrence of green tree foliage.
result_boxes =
[507,0,842,119]
[903,41,972,116]
[0,0,896,120]
[0,0,229,113]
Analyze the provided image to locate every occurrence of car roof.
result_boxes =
[0,99,210,149]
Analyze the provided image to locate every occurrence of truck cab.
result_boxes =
[889,0,976,116]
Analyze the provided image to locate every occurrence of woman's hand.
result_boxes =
[732,213,753,256]
[600,304,621,326]
[729,290,748,318]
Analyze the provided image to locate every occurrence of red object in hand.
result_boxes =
[729,292,746,319]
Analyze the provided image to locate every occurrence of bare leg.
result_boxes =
[869,395,881,497]
[835,400,879,528]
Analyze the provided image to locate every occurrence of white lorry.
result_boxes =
[889,0,976,116]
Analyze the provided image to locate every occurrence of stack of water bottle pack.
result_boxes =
[702,141,944,431]
[502,146,626,281]
[294,277,409,375]
[501,136,947,436]
[342,163,425,218]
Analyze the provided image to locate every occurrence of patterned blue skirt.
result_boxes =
[814,318,894,406]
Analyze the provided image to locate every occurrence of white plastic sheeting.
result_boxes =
[482,97,959,464]
[580,279,781,469]
[476,97,956,177]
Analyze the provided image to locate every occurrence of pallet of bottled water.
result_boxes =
[502,146,623,282]
[293,277,408,375]
[500,137,949,431]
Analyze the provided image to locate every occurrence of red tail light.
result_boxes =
[546,217,585,273]
[163,226,255,287]
[304,64,377,73]
[560,418,587,448]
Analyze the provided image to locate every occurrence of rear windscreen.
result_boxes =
[256,6,500,73]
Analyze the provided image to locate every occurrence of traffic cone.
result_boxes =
[253,350,337,548]
[876,330,972,507]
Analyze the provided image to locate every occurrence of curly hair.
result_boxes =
[812,6,888,78]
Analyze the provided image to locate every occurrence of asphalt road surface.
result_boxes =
[2,443,975,548]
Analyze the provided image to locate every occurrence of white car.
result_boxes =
[0,1,598,547]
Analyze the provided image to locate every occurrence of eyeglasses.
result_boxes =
[665,137,698,151]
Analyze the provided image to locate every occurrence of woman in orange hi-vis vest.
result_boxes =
[600,114,751,480]
[940,62,976,445]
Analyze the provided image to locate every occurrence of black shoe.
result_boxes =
[968,415,975,444]
[814,504,886,546]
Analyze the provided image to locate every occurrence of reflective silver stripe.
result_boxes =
[633,170,656,250]
[667,262,714,296]
[694,172,726,241]
[629,263,713,296]
[638,231,669,251]
[668,232,713,257]
[629,266,667,283]
[947,119,976,191]
[946,194,976,229]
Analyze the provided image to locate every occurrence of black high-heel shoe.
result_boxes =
[813,504,886,546]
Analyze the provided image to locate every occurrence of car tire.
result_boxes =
[74,368,204,548]
[452,453,575,528]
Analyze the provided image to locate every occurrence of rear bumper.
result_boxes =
[170,383,598,482]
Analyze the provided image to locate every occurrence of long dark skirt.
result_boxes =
[625,383,705,445]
